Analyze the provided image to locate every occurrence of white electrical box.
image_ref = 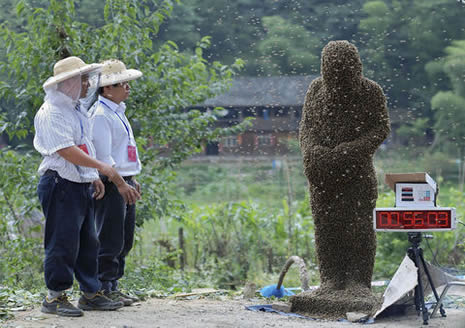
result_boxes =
[395,183,435,208]
[385,173,437,208]
[375,172,456,232]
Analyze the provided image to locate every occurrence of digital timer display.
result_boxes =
[374,207,456,231]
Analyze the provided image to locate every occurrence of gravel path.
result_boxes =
[3,297,465,328]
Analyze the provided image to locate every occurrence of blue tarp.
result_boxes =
[245,304,313,320]
[259,284,295,298]
[245,304,375,324]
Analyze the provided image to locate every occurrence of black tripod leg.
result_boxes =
[414,285,422,315]
[413,248,429,325]
[408,249,422,315]
[418,250,447,318]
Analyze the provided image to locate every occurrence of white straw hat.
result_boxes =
[99,59,143,87]
[43,56,102,89]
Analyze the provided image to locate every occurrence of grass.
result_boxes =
[167,151,465,282]
[3,148,465,322]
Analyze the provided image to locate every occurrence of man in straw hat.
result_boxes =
[34,56,141,317]
[90,59,143,306]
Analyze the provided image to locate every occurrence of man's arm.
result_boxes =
[57,146,140,204]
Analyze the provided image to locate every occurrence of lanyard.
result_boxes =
[100,101,131,141]
[74,104,84,142]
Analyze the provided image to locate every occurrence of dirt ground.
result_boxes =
[3,297,465,328]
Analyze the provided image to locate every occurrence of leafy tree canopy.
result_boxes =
[0,0,247,221]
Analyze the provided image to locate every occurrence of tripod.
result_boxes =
[407,232,446,325]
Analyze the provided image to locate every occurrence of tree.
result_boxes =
[357,0,465,149]
[358,0,390,74]
[430,40,465,153]
[0,0,246,222]
[157,0,267,75]
[156,0,369,76]
[256,15,321,75]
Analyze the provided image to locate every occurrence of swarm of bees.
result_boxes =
[294,40,390,318]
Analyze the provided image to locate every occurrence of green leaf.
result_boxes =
[15,0,25,16]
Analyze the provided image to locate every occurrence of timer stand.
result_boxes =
[374,173,456,325]
[406,232,446,325]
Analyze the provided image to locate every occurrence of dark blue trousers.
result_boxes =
[37,172,101,293]
[95,178,136,292]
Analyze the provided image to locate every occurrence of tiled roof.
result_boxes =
[203,75,316,107]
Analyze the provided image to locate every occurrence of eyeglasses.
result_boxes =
[112,81,129,88]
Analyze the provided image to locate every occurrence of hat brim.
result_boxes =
[99,69,143,87]
[43,63,103,89]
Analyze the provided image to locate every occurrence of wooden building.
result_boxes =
[198,75,316,156]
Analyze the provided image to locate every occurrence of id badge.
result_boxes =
[78,144,89,155]
[128,145,137,162]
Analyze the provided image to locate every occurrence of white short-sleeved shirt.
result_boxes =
[91,95,141,177]
[33,94,99,183]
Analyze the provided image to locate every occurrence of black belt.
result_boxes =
[100,175,133,183]
[44,169,58,177]
[43,170,90,186]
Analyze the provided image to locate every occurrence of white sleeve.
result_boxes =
[92,114,116,167]
[33,110,75,156]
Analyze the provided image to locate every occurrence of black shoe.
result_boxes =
[41,295,84,317]
[78,291,124,311]
[105,290,134,306]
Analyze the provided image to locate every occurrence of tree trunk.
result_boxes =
[178,227,185,271]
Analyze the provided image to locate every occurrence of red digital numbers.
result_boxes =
[376,210,451,230]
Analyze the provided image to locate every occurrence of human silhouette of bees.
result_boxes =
[293,40,391,318]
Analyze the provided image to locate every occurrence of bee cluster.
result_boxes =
[294,40,390,318]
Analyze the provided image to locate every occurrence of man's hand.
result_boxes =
[92,179,105,200]
[98,163,140,204]
[56,146,140,204]
[115,182,140,205]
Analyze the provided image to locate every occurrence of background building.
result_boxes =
[197,75,315,156]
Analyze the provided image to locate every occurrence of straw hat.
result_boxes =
[99,59,143,87]
[43,56,102,89]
